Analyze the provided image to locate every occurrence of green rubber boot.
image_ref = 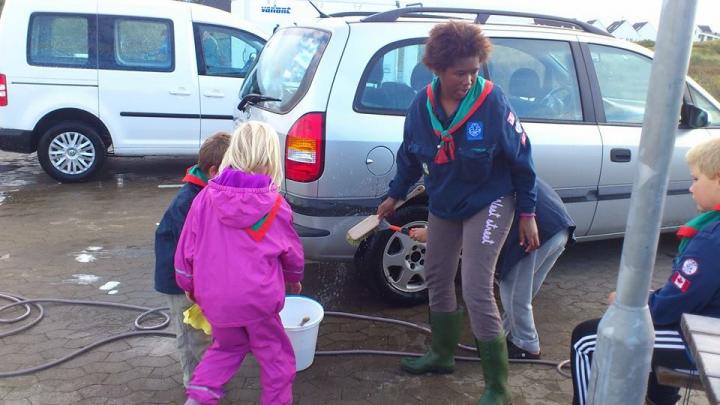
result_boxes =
[476,334,512,405]
[400,308,464,374]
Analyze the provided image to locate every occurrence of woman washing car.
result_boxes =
[376,20,539,405]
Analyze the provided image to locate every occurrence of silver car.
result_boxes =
[237,7,720,305]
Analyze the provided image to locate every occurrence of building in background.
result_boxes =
[695,25,720,42]
[633,21,657,41]
[586,19,608,32]
[606,19,641,41]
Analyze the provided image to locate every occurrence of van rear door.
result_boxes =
[193,22,264,143]
[96,2,200,155]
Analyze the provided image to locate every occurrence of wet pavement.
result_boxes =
[0,151,710,404]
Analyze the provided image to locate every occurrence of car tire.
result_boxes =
[37,121,106,183]
[357,204,429,306]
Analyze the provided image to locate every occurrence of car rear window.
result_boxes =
[240,27,330,113]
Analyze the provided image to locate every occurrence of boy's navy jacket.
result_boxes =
[154,166,207,295]
[388,83,536,219]
[495,178,576,280]
[649,219,720,327]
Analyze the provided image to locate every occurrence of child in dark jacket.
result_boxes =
[154,132,230,387]
[570,137,720,405]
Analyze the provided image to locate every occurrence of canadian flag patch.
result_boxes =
[671,272,691,293]
[507,111,516,126]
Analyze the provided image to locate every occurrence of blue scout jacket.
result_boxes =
[154,166,207,295]
[388,83,536,219]
[495,178,576,280]
[649,219,720,327]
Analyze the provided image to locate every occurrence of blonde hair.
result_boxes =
[220,121,283,186]
[686,137,720,179]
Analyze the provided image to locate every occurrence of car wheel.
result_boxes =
[358,205,429,306]
[37,121,106,183]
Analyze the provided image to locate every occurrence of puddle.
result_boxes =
[72,246,108,263]
[64,274,101,285]
[99,281,120,291]
[75,253,97,263]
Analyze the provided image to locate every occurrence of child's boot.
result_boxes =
[400,307,463,374]
[476,334,512,405]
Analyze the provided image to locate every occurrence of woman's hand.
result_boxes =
[286,282,302,295]
[518,216,540,252]
[377,197,398,220]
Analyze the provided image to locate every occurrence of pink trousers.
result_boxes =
[186,314,295,405]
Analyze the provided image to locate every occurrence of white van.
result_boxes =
[0,0,266,182]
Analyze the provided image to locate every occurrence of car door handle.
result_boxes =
[203,90,225,98]
[169,87,192,96]
[610,148,632,162]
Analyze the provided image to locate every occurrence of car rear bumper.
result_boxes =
[0,128,34,153]
[286,193,380,261]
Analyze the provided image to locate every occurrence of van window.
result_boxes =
[240,27,330,113]
[98,16,173,72]
[588,44,651,124]
[688,86,720,127]
[28,13,97,68]
[488,38,582,121]
[355,40,429,114]
[195,24,264,77]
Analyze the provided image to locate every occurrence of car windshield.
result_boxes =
[240,27,330,113]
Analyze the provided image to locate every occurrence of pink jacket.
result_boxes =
[174,169,304,327]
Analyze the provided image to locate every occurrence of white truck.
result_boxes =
[231,0,400,33]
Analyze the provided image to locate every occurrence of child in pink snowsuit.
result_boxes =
[175,121,304,405]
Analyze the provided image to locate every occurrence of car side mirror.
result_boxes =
[680,103,709,129]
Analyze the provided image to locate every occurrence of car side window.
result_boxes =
[588,44,651,124]
[195,24,264,78]
[487,38,582,121]
[98,16,174,72]
[356,41,430,114]
[688,86,720,127]
[28,13,97,68]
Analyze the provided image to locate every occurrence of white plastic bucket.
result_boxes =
[279,296,324,371]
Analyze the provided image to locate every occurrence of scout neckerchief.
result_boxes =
[182,165,209,187]
[426,76,494,164]
[676,204,720,254]
[245,195,283,242]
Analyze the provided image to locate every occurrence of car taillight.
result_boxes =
[0,74,7,107]
[285,112,325,182]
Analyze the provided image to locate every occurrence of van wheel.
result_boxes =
[358,205,429,306]
[37,122,106,183]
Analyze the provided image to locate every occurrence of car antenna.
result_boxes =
[307,0,329,18]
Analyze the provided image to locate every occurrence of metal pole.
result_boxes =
[587,0,698,404]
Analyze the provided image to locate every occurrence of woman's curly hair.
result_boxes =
[423,20,492,72]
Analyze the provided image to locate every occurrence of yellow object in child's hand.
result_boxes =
[183,303,212,335]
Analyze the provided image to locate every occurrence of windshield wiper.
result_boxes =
[237,94,281,111]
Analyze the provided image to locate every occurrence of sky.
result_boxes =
[420,0,719,30]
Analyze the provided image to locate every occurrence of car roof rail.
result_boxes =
[361,7,612,37]
[327,11,380,18]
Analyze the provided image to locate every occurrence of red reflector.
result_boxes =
[285,112,325,182]
[0,74,7,107]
